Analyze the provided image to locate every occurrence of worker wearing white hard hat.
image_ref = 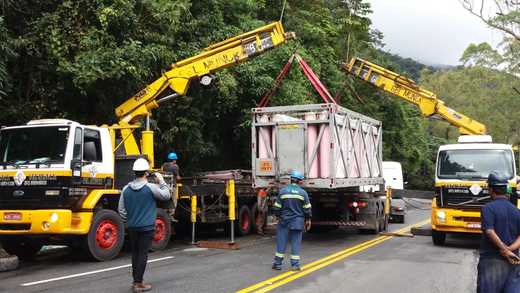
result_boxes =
[118,158,171,292]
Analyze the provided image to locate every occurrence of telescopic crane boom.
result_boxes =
[343,57,486,135]
[111,22,294,166]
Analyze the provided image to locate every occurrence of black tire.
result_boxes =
[150,209,172,252]
[381,215,389,232]
[84,209,124,261]
[251,202,259,233]
[432,230,446,246]
[399,215,405,224]
[237,204,252,236]
[1,237,43,260]
[359,218,379,235]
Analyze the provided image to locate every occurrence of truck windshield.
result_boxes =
[437,149,514,180]
[0,126,69,164]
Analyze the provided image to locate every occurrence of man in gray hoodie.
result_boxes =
[118,158,171,292]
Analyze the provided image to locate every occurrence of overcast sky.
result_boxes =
[368,0,503,66]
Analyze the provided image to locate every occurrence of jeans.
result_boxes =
[274,223,303,267]
[129,229,154,283]
[477,256,513,293]
[504,265,520,293]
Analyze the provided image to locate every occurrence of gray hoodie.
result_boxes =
[118,179,171,226]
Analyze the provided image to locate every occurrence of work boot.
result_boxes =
[133,282,152,292]
[272,263,282,270]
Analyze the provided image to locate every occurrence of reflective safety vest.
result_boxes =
[273,183,312,230]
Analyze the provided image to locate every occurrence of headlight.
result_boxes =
[436,211,446,223]
[50,212,59,223]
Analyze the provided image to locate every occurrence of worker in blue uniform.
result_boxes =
[477,171,520,293]
[272,170,312,271]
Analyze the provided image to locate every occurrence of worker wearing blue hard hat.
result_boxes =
[162,152,181,218]
[162,152,180,184]
[271,170,312,271]
[167,152,178,161]
[477,171,520,293]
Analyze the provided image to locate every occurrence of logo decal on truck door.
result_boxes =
[13,170,26,186]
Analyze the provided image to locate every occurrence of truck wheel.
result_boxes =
[1,237,42,260]
[151,209,172,252]
[237,205,252,236]
[84,209,124,261]
[432,230,446,246]
[380,215,389,232]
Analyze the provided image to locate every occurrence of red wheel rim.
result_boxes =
[154,217,166,242]
[96,220,118,250]
[241,209,250,231]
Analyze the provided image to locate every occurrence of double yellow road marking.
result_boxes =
[237,219,431,293]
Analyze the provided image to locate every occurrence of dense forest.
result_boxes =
[0,0,518,190]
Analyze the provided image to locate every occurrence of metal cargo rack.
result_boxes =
[251,103,384,190]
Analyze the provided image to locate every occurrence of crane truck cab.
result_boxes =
[0,119,124,260]
[431,135,517,245]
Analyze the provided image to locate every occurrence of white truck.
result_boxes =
[431,135,517,245]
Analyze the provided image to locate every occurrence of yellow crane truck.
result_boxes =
[0,22,294,261]
[344,57,517,245]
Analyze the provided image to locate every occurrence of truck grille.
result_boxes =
[437,186,493,208]
[444,195,491,208]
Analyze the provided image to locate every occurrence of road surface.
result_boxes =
[0,205,479,293]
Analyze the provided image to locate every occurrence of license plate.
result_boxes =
[467,223,481,229]
[3,212,21,221]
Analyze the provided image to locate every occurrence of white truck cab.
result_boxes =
[431,135,517,245]
[0,119,114,209]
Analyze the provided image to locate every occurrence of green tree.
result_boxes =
[460,0,520,76]
[421,66,520,145]
[0,0,437,190]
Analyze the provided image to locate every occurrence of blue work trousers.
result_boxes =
[504,265,520,293]
[477,256,513,293]
[274,223,303,267]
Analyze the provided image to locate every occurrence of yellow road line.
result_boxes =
[237,218,430,293]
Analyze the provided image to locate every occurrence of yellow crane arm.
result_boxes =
[115,21,295,124]
[343,57,486,135]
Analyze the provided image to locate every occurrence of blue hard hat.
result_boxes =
[167,152,178,160]
[290,170,304,181]
[487,171,508,187]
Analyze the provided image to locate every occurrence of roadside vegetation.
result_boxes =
[0,0,518,190]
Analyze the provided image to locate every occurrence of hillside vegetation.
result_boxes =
[4,0,516,190]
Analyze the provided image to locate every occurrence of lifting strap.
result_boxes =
[257,53,338,107]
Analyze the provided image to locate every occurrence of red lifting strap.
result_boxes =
[257,55,295,108]
[257,53,338,107]
[294,54,337,105]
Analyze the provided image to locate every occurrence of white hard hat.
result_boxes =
[132,158,150,171]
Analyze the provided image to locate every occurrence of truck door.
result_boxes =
[82,128,104,182]
[276,124,305,176]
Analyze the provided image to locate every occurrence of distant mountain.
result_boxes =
[378,50,437,81]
